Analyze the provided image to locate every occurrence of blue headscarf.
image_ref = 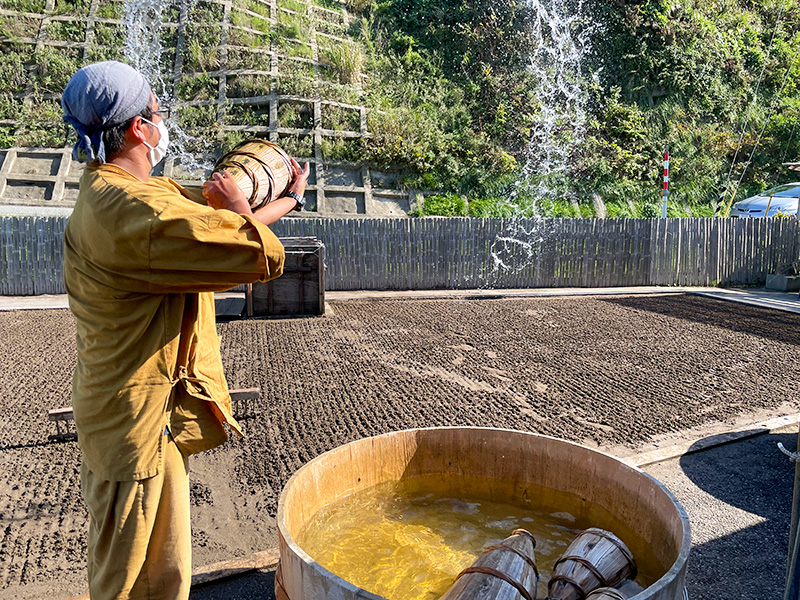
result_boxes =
[61,61,152,163]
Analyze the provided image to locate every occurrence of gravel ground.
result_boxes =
[646,426,797,600]
[0,293,797,599]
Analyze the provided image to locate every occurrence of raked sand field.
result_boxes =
[0,293,797,599]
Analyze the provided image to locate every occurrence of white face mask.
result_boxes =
[142,118,170,167]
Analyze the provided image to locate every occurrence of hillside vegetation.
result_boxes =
[1,0,798,218]
[353,0,800,217]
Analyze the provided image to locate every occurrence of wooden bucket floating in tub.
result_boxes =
[439,528,539,600]
[212,138,293,210]
[276,427,691,600]
[548,528,636,600]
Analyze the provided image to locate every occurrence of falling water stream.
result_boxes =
[522,0,596,206]
[488,0,599,282]
[122,0,212,175]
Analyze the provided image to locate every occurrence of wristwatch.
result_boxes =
[286,190,305,211]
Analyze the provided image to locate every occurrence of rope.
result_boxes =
[717,3,787,216]
[552,555,610,587]
[778,442,800,463]
[734,41,800,191]
[547,575,587,600]
[512,528,537,547]
[456,566,536,600]
[482,544,540,579]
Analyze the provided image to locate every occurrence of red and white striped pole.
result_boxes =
[661,145,670,218]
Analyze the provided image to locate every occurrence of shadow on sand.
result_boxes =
[190,567,276,600]
[602,293,800,347]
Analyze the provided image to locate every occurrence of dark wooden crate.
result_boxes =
[248,237,325,317]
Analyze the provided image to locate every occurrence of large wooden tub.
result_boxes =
[276,427,691,600]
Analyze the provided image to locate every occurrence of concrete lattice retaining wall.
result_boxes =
[2,216,799,295]
[0,0,416,217]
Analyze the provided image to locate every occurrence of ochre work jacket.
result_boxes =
[64,163,284,481]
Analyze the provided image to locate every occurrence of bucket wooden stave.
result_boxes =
[547,528,637,600]
[439,529,540,600]
[213,138,293,210]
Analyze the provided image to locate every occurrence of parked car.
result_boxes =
[731,183,800,217]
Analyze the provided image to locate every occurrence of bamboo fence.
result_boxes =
[1,216,798,295]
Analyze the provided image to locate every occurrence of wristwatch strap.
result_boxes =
[286,190,305,211]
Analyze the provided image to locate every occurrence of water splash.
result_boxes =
[488,0,599,283]
[122,0,169,96]
[122,0,212,175]
[521,0,597,209]
[489,219,546,282]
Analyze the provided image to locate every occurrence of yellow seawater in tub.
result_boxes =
[296,473,660,600]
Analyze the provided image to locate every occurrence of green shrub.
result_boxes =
[88,42,123,63]
[286,42,312,59]
[177,104,218,130]
[317,81,359,104]
[320,39,363,84]
[228,26,273,49]
[320,136,365,162]
[95,2,122,18]
[278,101,313,128]
[640,202,661,219]
[0,93,17,120]
[183,25,222,71]
[221,130,250,152]
[0,14,40,37]
[52,0,89,15]
[242,0,270,18]
[17,97,67,147]
[227,74,272,98]
[275,74,315,97]
[312,0,341,11]
[33,46,81,92]
[277,11,308,41]
[227,48,273,70]
[278,133,313,157]
[0,49,28,90]
[0,0,46,11]
[0,125,15,147]
[278,0,306,13]
[467,197,517,218]
[226,102,270,126]
[175,73,218,102]
[420,193,467,216]
[322,104,359,130]
[44,19,84,42]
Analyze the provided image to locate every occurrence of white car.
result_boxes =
[731,183,800,217]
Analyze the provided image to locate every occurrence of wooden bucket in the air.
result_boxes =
[276,427,691,600]
[213,138,292,210]
[548,528,637,600]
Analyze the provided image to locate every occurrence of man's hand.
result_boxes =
[203,171,253,215]
[287,158,311,202]
[251,158,312,226]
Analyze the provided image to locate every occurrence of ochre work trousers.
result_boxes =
[81,433,191,600]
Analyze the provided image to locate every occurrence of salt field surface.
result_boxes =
[0,293,797,599]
